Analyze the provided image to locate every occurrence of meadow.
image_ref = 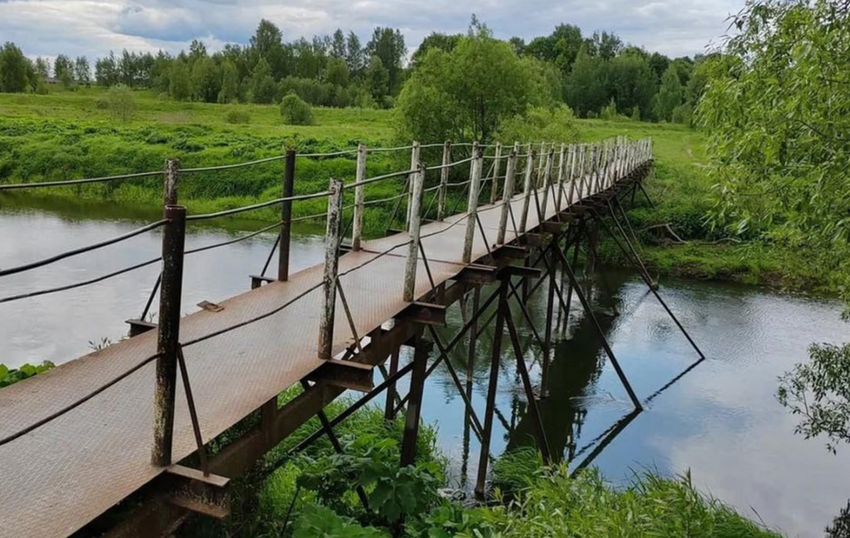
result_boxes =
[0,88,834,291]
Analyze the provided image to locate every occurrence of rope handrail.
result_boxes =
[0,219,168,278]
[181,155,286,174]
[0,170,163,191]
[297,149,360,158]
[347,167,417,189]
[425,156,475,171]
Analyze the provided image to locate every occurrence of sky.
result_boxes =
[0,0,742,63]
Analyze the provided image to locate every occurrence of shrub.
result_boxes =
[280,93,314,125]
[224,107,250,124]
[105,84,135,122]
[0,361,55,388]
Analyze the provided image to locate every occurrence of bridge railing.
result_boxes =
[0,136,654,472]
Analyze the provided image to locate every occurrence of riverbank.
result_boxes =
[1,90,842,294]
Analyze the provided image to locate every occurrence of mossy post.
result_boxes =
[437,141,451,221]
[489,142,502,204]
[496,144,518,245]
[403,162,425,302]
[152,160,185,467]
[318,179,343,360]
[518,150,536,234]
[279,149,295,281]
[462,142,483,264]
[406,141,420,229]
[352,144,367,251]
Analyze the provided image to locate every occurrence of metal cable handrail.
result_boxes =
[0,219,168,278]
[0,170,163,190]
[186,191,331,221]
[181,155,286,174]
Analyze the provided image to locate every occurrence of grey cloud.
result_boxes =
[0,0,739,61]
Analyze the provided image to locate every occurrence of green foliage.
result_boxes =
[778,341,850,453]
[0,361,55,388]
[169,59,191,101]
[496,105,579,146]
[396,21,551,143]
[217,60,239,104]
[491,447,544,498]
[54,54,75,89]
[280,93,314,125]
[565,46,608,116]
[292,504,389,538]
[105,85,135,122]
[191,56,221,103]
[224,107,250,124]
[251,58,278,104]
[0,42,31,93]
[656,64,684,122]
[698,0,850,249]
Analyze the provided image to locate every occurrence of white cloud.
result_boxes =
[0,0,740,62]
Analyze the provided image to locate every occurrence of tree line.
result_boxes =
[0,17,710,123]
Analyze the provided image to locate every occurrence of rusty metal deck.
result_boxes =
[0,183,577,538]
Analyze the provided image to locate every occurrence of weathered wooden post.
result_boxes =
[462,142,483,264]
[437,141,451,221]
[406,141,420,229]
[591,145,600,194]
[555,143,566,211]
[496,145,518,245]
[318,179,343,360]
[489,142,502,204]
[152,159,185,467]
[403,162,425,302]
[536,141,547,187]
[351,144,367,251]
[279,149,296,280]
[540,148,555,220]
[518,150,536,234]
[567,144,578,206]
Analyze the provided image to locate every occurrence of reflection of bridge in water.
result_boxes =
[0,137,703,538]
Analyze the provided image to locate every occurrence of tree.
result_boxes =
[105,84,135,121]
[586,31,622,60]
[331,29,346,58]
[169,59,191,100]
[365,27,406,94]
[345,31,364,75]
[524,23,584,75]
[250,58,277,103]
[191,56,220,102]
[54,54,75,88]
[565,46,607,117]
[34,57,50,80]
[74,56,91,86]
[606,51,657,119]
[250,19,286,79]
[0,42,30,93]
[324,57,349,87]
[95,51,120,86]
[396,22,545,143]
[655,65,682,121]
[218,60,239,103]
[364,55,389,101]
[698,0,850,245]
[411,32,460,67]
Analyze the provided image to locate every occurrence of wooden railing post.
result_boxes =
[496,145,518,245]
[437,141,451,221]
[403,162,426,302]
[406,141,420,229]
[462,142,483,264]
[567,144,578,205]
[352,144,367,251]
[555,143,566,211]
[489,142,502,204]
[591,145,600,194]
[279,149,296,281]
[518,150,536,233]
[536,141,546,187]
[152,158,185,467]
[318,179,343,360]
[539,148,554,217]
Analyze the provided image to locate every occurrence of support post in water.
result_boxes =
[475,275,508,498]
[404,162,426,302]
[279,149,296,281]
[352,144,367,251]
[406,141,421,229]
[489,142,502,204]
[318,179,343,360]
[152,160,185,467]
[437,141,451,221]
[462,142,483,264]
[518,150,536,233]
[401,335,430,467]
[496,145,518,245]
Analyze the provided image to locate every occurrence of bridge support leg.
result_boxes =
[400,335,430,467]
[475,276,508,498]
[466,286,480,412]
[584,221,598,277]
[384,346,400,421]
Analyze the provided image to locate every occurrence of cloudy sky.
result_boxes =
[0,0,741,63]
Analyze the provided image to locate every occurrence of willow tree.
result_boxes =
[395,21,548,143]
[699,0,850,245]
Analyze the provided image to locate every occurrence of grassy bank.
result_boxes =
[0,88,840,292]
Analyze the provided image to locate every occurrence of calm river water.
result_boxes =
[1,196,849,537]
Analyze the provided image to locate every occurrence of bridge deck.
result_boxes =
[0,185,571,538]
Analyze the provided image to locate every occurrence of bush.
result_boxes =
[280,93,314,125]
[105,84,135,122]
[496,105,579,147]
[224,107,250,124]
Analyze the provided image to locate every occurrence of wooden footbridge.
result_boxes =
[0,137,703,538]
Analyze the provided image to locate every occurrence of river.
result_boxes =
[1,197,849,537]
